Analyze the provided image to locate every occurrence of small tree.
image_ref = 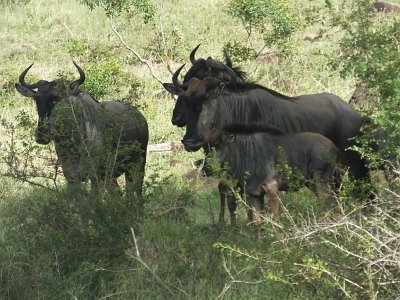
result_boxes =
[226,0,297,59]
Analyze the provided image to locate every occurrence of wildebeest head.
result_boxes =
[15,61,85,144]
[164,64,237,152]
[163,44,245,127]
[163,60,236,128]
[183,44,246,84]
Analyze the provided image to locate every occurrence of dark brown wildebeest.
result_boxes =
[163,72,368,223]
[15,62,149,205]
[168,44,246,127]
[203,123,340,226]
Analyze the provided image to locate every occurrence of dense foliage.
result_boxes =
[329,0,400,165]
[226,0,297,54]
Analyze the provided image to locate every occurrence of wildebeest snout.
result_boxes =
[181,138,203,152]
[35,126,51,145]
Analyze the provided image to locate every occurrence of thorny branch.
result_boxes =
[217,255,266,300]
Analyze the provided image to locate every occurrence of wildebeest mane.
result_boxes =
[65,92,103,150]
[225,81,296,101]
[209,90,303,133]
[183,59,247,83]
[223,122,286,136]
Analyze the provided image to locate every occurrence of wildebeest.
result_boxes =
[163,70,368,223]
[203,123,340,225]
[15,62,149,203]
[165,69,367,179]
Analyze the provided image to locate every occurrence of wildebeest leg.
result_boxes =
[66,181,87,202]
[106,178,122,198]
[311,172,335,207]
[227,191,237,226]
[125,163,145,217]
[261,179,280,219]
[218,181,237,225]
[246,195,263,238]
[217,181,227,224]
[90,177,100,193]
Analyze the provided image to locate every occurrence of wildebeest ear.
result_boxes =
[69,81,80,93]
[15,83,36,98]
[203,76,222,87]
[162,83,185,96]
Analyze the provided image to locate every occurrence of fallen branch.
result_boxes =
[147,141,184,153]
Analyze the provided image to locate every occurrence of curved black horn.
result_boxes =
[190,44,201,64]
[172,64,185,85]
[225,65,237,85]
[19,64,40,88]
[223,49,233,68]
[71,61,85,87]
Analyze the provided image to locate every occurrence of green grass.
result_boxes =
[0,0,399,299]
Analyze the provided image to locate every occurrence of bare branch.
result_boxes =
[218,255,266,299]
[110,17,163,84]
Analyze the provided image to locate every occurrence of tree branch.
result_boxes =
[110,17,163,84]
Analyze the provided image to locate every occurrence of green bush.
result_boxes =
[63,39,142,100]
[328,0,400,166]
[0,186,140,299]
[226,0,297,53]
[80,0,156,22]
[224,40,256,62]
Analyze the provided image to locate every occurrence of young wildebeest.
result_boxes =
[163,72,367,223]
[15,62,149,205]
[203,123,340,226]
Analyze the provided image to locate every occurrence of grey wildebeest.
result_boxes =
[203,123,340,225]
[163,69,367,223]
[15,62,149,206]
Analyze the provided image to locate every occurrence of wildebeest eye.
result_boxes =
[223,134,235,143]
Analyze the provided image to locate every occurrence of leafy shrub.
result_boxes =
[226,0,297,53]
[0,186,140,299]
[80,0,156,22]
[224,40,256,62]
[63,39,142,100]
[327,0,400,167]
[64,38,90,58]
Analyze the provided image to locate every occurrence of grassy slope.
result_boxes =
[1,0,399,299]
